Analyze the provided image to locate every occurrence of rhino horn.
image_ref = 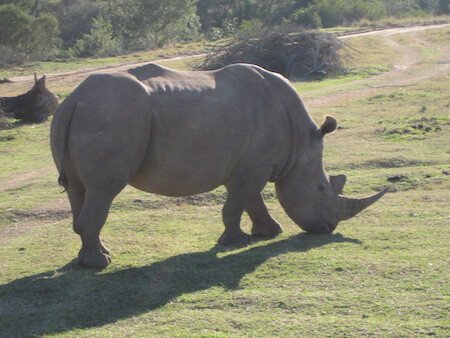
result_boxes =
[338,188,388,220]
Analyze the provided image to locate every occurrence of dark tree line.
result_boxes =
[0,0,448,66]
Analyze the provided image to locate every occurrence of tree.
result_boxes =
[119,0,199,48]
[0,4,31,46]
[0,4,60,65]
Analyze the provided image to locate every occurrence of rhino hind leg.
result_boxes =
[74,189,119,268]
[246,194,282,238]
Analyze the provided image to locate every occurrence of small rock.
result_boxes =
[362,314,369,318]
[0,78,13,84]
[442,170,449,176]
[387,174,406,182]
[133,199,143,204]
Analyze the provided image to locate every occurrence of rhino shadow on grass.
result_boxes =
[0,233,360,336]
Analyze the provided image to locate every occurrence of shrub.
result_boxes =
[383,0,425,17]
[316,0,387,27]
[290,6,323,28]
[0,4,60,65]
[54,0,102,48]
[238,19,265,37]
[72,17,121,57]
[0,4,31,46]
[27,14,61,60]
[197,29,349,79]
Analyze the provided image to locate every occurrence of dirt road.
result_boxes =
[305,23,450,107]
[5,23,450,86]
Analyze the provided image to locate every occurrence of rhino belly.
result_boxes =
[129,130,247,197]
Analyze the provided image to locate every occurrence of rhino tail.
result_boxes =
[50,93,78,191]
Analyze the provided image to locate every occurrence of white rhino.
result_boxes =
[50,63,386,268]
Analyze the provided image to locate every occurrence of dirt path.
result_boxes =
[306,25,450,108]
[6,23,449,86]
[0,198,70,245]
[0,167,52,193]
[8,54,207,84]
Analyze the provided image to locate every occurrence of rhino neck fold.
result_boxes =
[270,99,311,182]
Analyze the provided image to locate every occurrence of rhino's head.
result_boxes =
[275,116,387,234]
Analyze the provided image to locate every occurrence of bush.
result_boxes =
[290,6,323,28]
[316,0,387,27]
[384,0,424,17]
[72,17,121,57]
[0,4,31,46]
[0,4,60,65]
[238,19,265,37]
[197,29,349,79]
[0,45,27,67]
[54,0,102,48]
[27,14,61,60]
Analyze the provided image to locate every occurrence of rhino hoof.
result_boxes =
[218,230,250,247]
[251,220,283,238]
[78,248,111,268]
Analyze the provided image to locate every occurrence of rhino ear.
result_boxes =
[34,75,47,91]
[330,174,346,194]
[37,75,46,86]
[320,116,337,136]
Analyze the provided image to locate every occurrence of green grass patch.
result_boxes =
[376,116,449,141]
[295,66,389,92]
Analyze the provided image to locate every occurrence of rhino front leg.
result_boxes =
[219,173,271,246]
[246,193,282,238]
[218,191,250,246]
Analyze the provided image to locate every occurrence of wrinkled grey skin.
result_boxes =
[50,63,386,268]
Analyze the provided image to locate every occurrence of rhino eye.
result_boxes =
[318,185,325,192]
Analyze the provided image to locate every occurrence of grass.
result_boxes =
[0,26,449,337]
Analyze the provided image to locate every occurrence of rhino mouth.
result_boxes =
[300,220,338,234]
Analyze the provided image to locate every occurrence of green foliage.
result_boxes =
[120,0,199,48]
[237,19,265,37]
[0,4,60,66]
[0,4,31,46]
[0,0,34,10]
[54,0,102,47]
[315,0,387,27]
[27,14,61,58]
[72,17,120,57]
[290,6,323,28]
